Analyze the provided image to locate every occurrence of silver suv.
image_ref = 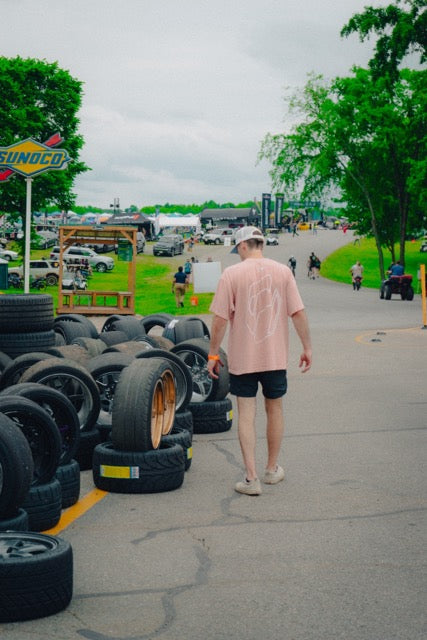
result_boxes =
[203,228,235,245]
[49,246,115,272]
[9,259,61,286]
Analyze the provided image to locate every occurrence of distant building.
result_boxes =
[200,205,260,228]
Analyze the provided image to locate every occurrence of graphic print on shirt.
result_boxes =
[246,272,281,343]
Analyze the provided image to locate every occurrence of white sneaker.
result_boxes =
[235,477,262,495]
[263,465,285,485]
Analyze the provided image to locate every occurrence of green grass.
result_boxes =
[321,237,427,289]
[5,238,425,313]
[3,243,214,316]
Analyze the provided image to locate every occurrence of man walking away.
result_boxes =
[172,266,188,308]
[207,227,312,496]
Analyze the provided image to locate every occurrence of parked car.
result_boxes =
[49,246,115,272]
[203,228,235,245]
[0,248,19,261]
[153,234,185,256]
[9,259,61,286]
[420,237,427,253]
[32,229,57,249]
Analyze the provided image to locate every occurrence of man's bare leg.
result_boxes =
[264,396,284,473]
[236,396,257,480]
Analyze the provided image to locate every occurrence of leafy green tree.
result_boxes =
[341,0,427,80]
[259,67,426,276]
[0,56,89,217]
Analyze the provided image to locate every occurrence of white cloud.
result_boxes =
[0,0,390,208]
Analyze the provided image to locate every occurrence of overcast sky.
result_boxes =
[1,0,386,209]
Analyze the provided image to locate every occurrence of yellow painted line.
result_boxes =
[43,488,108,535]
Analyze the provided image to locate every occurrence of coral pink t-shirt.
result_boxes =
[210,258,304,375]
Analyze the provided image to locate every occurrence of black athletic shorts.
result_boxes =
[229,370,287,399]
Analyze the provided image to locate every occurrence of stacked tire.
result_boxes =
[93,359,186,493]
[0,294,56,357]
[0,407,73,622]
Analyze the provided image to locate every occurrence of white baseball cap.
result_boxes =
[230,226,265,253]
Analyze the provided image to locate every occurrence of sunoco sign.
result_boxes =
[0,138,70,177]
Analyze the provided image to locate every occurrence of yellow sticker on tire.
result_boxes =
[100,465,140,479]
[187,446,193,460]
[226,409,233,420]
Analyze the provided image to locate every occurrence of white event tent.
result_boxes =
[151,213,201,236]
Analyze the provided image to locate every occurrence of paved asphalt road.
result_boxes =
[2,230,426,640]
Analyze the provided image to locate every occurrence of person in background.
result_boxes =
[184,258,192,283]
[288,256,296,276]
[172,266,188,308]
[349,260,364,290]
[207,226,312,496]
[388,260,404,276]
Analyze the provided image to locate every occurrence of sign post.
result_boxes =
[24,178,32,292]
[0,134,70,292]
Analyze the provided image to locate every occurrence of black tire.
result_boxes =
[45,274,58,286]
[75,427,102,471]
[0,382,80,466]
[0,352,55,390]
[0,330,56,358]
[112,358,176,451]
[0,531,73,622]
[136,349,193,412]
[22,477,62,532]
[189,397,233,434]
[54,319,96,345]
[87,353,135,426]
[170,338,229,403]
[406,286,414,301]
[0,395,62,485]
[162,316,210,344]
[140,313,173,333]
[92,441,185,493]
[143,335,174,351]
[0,351,12,374]
[173,409,193,436]
[0,294,54,333]
[108,317,146,339]
[0,508,29,532]
[0,413,34,516]
[71,337,107,357]
[20,358,101,433]
[95,262,107,272]
[400,290,407,300]
[55,459,80,508]
[100,314,126,332]
[104,341,153,356]
[98,330,129,346]
[385,284,392,300]
[55,331,66,346]
[45,344,91,366]
[380,285,385,299]
[133,334,164,349]
[54,314,98,338]
[162,425,192,471]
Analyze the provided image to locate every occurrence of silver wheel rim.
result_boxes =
[35,373,94,430]
[174,348,213,403]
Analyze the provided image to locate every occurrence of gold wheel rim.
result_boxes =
[151,380,164,449]
[161,369,176,435]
